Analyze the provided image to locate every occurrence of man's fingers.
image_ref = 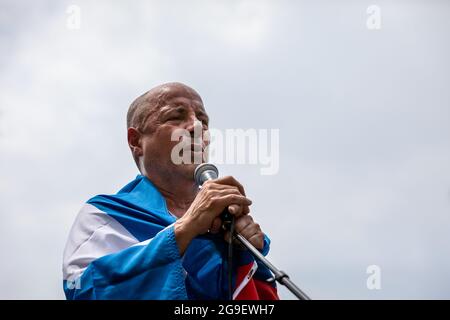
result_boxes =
[215,189,249,217]
[234,215,255,234]
[229,205,250,218]
[215,195,252,212]
[216,187,241,197]
[247,232,264,250]
[202,180,250,217]
[223,229,261,250]
[229,203,250,215]
[202,182,240,193]
[234,216,264,250]
[229,204,238,212]
[213,176,246,196]
[209,217,222,234]
[240,223,261,239]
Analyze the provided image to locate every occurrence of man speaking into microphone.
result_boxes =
[62,82,279,300]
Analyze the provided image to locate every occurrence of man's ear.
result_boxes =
[127,127,143,157]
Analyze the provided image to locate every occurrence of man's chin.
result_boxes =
[174,162,204,180]
[169,150,208,180]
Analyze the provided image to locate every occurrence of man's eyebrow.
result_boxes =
[159,104,209,121]
[159,105,184,115]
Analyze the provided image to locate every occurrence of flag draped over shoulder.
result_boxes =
[62,175,279,300]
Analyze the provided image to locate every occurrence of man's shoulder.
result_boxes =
[73,174,174,242]
[83,175,146,209]
[71,202,113,233]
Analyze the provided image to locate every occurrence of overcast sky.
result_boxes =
[1,0,449,299]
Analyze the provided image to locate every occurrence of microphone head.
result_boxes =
[194,163,219,186]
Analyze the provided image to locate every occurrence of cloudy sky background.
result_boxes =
[1,0,449,299]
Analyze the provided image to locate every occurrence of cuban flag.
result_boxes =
[63,174,279,300]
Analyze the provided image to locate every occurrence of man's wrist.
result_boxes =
[173,218,197,256]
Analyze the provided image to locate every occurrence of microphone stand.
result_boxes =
[222,213,311,301]
[195,163,311,300]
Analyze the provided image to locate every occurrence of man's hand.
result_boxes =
[224,215,264,250]
[174,176,252,255]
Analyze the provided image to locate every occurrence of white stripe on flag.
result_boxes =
[232,261,258,300]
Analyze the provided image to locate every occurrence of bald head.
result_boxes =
[127,82,203,132]
[126,82,208,172]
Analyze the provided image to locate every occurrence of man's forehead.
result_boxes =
[127,82,206,129]
[156,86,202,105]
[162,95,204,110]
[148,86,205,114]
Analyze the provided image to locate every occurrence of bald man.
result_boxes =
[62,82,279,300]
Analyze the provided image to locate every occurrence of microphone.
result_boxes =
[194,163,233,228]
[194,163,219,185]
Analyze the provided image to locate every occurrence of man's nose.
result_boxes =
[185,116,203,137]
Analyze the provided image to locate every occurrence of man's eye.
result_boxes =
[166,115,182,121]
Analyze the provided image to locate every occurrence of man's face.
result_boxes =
[138,86,209,180]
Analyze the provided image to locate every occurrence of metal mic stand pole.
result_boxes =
[222,214,311,300]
